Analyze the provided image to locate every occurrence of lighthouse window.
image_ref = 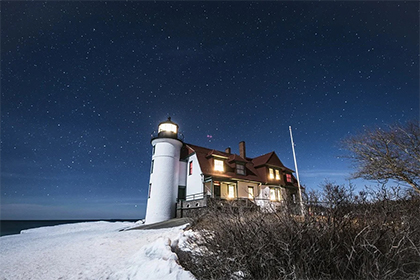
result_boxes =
[148,183,152,198]
[189,161,193,175]
[214,159,224,172]
[158,123,177,134]
[150,160,154,174]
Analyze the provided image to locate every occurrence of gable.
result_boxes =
[183,143,295,185]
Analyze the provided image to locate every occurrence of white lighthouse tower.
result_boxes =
[145,117,183,224]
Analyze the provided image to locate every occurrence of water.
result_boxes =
[0,220,139,237]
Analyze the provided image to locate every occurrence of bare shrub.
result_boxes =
[175,184,420,280]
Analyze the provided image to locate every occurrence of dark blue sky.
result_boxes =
[1,1,418,220]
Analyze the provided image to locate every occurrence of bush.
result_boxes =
[175,184,420,280]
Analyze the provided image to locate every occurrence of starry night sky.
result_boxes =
[1,1,418,220]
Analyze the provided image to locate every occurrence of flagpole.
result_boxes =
[289,126,304,216]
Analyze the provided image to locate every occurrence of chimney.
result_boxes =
[225,147,231,154]
[239,141,246,159]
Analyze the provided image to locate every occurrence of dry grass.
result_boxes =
[175,184,420,280]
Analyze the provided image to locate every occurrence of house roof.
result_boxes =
[183,143,297,187]
[252,152,295,173]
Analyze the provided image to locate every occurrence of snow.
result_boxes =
[0,221,195,280]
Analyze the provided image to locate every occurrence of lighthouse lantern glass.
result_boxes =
[158,123,177,134]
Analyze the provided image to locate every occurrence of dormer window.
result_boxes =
[269,168,274,179]
[214,159,224,172]
[236,163,245,175]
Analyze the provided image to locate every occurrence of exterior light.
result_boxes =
[158,122,177,134]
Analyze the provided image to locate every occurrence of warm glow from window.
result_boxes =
[277,189,282,201]
[158,123,177,134]
[275,169,280,180]
[214,159,224,171]
[286,174,292,183]
[248,186,254,199]
[270,189,276,201]
[228,185,235,198]
[269,168,274,179]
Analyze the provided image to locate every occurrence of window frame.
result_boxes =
[236,163,245,175]
[189,161,193,175]
[270,188,276,201]
[148,183,152,198]
[275,169,280,180]
[214,159,224,172]
[269,168,274,179]
[228,185,235,199]
[248,186,254,199]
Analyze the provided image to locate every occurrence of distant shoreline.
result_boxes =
[0,219,141,237]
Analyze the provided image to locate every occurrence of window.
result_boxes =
[178,186,186,200]
[152,145,155,155]
[286,174,292,183]
[228,185,235,199]
[158,123,177,134]
[150,160,154,173]
[214,159,224,172]
[270,188,276,201]
[269,168,274,179]
[277,189,282,201]
[148,183,152,198]
[189,161,193,175]
[236,164,245,175]
[248,186,254,199]
[275,169,280,180]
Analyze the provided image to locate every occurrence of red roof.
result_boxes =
[183,143,297,186]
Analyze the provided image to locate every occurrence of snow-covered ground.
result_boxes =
[0,221,195,280]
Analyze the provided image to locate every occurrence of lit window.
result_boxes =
[269,168,274,179]
[270,188,276,201]
[214,159,224,172]
[286,174,292,183]
[228,185,235,199]
[248,186,254,199]
[236,164,245,175]
[189,161,193,175]
[277,189,282,201]
[158,123,177,134]
[275,169,280,180]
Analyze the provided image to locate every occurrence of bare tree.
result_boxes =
[343,120,420,194]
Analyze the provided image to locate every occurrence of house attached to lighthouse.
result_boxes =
[145,118,302,224]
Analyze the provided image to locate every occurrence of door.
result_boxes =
[214,185,221,198]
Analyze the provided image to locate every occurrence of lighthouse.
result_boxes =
[145,117,183,224]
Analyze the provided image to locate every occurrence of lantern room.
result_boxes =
[157,117,179,139]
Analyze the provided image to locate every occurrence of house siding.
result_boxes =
[185,153,203,199]
[237,181,259,199]
[178,160,187,187]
